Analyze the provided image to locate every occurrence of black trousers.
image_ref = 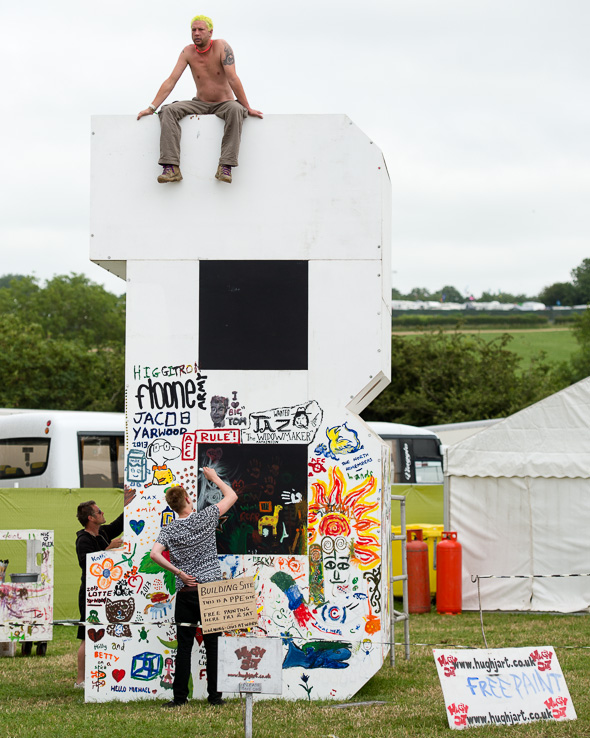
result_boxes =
[173,587,221,703]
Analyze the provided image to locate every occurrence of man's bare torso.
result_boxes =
[182,39,235,104]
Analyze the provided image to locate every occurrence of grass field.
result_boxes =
[2,611,589,738]
[393,328,578,370]
[473,329,577,368]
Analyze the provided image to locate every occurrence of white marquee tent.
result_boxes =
[446,378,590,612]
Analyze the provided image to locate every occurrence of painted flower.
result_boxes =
[277,556,305,576]
[318,513,351,539]
[299,673,313,701]
[89,558,123,590]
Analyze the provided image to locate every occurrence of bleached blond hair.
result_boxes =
[190,15,213,30]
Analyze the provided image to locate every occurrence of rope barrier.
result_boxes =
[2,619,590,651]
[471,573,590,580]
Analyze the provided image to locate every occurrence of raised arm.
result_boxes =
[220,42,263,119]
[137,50,190,120]
[202,466,238,515]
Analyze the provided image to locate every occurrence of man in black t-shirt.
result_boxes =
[150,467,238,707]
[74,490,134,687]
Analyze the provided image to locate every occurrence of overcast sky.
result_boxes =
[2,1,589,298]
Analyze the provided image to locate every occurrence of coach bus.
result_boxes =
[367,421,443,484]
[0,410,124,489]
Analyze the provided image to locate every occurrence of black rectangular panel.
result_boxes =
[199,261,308,370]
[187,444,308,555]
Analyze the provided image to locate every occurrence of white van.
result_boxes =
[0,410,124,488]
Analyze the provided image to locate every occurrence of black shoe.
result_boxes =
[208,697,226,706]
[162,700,187,709]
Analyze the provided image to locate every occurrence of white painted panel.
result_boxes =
[88,114,392,704]
[126,260,200,344]
[90,115,385,263]
[308,260,385,409]
[381,165,393,307]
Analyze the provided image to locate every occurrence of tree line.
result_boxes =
[361,329,590,425]
[1,272,589,425]
[0,274,125,412]
[394,258,590,306]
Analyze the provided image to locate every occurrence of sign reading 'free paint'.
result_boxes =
[433,646,576,730]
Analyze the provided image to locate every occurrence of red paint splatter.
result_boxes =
[293,602,314,627]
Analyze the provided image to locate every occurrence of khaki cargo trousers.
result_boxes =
[158,98,248,168]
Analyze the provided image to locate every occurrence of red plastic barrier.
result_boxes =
[436,531,462,614]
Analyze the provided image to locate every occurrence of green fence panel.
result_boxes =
[390,483,443,526]
[0,488,125,620]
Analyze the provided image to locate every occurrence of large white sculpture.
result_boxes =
[86,114,391,702]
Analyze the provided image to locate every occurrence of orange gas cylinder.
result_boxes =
[406,528,431,613]
[436,531,462,614]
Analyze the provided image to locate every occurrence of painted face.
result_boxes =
[210,397,229,427]
[203,482,221,505]
[293,407,309,428]
[197,469,222,510]
[191,21,212,48]
[321,536,351,597]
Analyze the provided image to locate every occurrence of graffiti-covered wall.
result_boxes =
[0,530,53,646]
[88,114,391,701]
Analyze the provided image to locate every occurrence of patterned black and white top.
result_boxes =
[156,504,221,589]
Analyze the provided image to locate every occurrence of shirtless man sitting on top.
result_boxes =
[137,15,262,185]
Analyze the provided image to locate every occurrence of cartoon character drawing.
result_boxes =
[160,656,175,688]
[282,639,351,669]
[144,591,172,619]
[292,406,310,428]
[105,595,135,638]
[321,423,363,460]
[258,505,283,537]
[105,596,135,623]
[126,448,147,483]
[145,439,181,486]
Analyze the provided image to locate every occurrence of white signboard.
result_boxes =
[218,637,283,695]
[433,646,576,729]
